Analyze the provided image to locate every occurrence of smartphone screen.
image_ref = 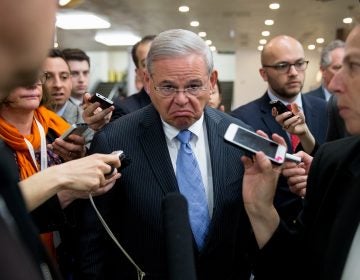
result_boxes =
[224,124,287,164]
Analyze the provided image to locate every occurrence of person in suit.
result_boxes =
[231,35,328,223]
[306,40,345,101]
[242,24,360,280]
[112,35,156,120]
[326,94,350,141]
[42,48,94,144]
[76,29,258,280]
[62,48,91,107]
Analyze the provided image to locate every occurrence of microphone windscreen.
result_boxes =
[162,192,197,280]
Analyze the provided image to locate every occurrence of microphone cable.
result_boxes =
[88,193,146,280]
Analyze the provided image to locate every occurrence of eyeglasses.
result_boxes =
[152,79,209,97]
[263,60,309,73]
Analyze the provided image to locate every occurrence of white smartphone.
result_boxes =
[224,123,287,165]
[60,123,89,141]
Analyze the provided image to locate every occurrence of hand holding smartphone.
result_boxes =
[269,100,295,120]
[60,123,89,141]
[224,123,301,164]
[89,93,114,109]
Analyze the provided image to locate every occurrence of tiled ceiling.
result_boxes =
[56,0,360,52]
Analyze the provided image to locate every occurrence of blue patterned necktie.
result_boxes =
[176,129,210,250]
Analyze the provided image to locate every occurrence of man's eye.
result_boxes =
[61,74,70,80]
[275,63,288,70]
[186,86,200,92]
[295,61,305,67]
[162,86,175,92]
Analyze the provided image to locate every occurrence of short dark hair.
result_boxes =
[131,35,156,68]
[48,48,66,60]
[62,48,90,67]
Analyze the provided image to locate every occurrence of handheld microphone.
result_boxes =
[162,193,197,280]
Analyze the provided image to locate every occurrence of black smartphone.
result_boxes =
[60,123,89,141]
[269,100,294,120]
[224,123,288,165]
[89,93,114,109]
[110,150,131,172]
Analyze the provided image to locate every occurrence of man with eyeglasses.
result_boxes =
[231,35,328,225]
[76,29,257,279]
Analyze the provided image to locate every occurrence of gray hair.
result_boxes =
[146,29,213,76]
[320,40,345,68]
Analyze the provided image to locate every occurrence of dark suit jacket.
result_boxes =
[305,85,326,100]
[230,93,328,223]
[0,140,62,280]
[326,94,349,141]
[257,136,360,280]
[76,105,257,280]
[112,87,151,121]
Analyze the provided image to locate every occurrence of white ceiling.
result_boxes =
[56,0,360,52]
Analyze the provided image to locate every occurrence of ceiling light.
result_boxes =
[190,21,200,27]
[56,12,111,29]
[179,6,190,12]
[229,29,235,38]
[210,46,216,52]
[58,0,83,8]
[343,17,353,24]
[95,31,141,46]
[59,0,71,5]
[205,40,212,45]
[261,31,270,37]
[269,3,280,10]
[308,44,316,50]
[198,32,207,37]
[259,39,267,45]
[258,46,264,51]
[264,19,274,26]
[316,38,325,44]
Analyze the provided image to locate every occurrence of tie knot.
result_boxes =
[177,130,192,144]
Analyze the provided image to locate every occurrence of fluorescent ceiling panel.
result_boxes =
[95,31,141,46]
[56,12,111,29]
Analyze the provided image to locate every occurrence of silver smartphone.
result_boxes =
[60,123,89,141]
[224,123,288,165]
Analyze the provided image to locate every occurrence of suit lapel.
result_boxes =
[259,94,292,150]
[138,105,179,195]
[301,96,319,139]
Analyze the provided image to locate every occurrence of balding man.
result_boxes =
[231,35,328,224]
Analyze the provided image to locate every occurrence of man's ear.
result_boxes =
[259,67,268,82]
[143,70,151,94]
[209,70,218,90]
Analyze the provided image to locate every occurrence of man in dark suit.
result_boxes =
[306,40,345,101]
[326,94,349,141]
[112,35,156,120]
[231,35,328,224]
[242,24,360,280]
[77,29,257,280]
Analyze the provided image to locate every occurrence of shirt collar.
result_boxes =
[162,113,205,143]
[267,88,303,111]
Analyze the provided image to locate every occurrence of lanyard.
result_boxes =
[23,119,48,171]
